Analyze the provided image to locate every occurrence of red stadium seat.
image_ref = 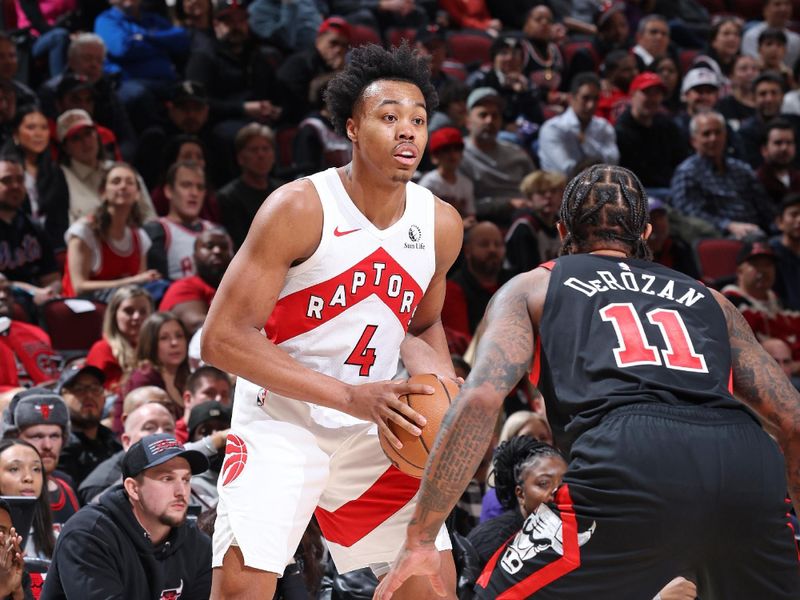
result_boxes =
[695,0,728,14]
[561,40,594,70]
[440,60,468,81]
[349,24,382,48]
[693,238,744,288]
[730,0,764,21]
[275,126,298,169]
[41,298,106,360]
[387,27,416,48]
[679,49,701,75]
[446,30,492,68]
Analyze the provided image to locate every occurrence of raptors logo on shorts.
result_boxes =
[222,434,248,486]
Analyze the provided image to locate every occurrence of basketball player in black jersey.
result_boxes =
[376,164,800,599]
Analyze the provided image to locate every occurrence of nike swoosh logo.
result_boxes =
[334,226,361,237]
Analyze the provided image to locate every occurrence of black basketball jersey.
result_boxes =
[533,254,747,453]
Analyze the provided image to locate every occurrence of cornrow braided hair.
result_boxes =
[558,164,653,260]
[492,435,565,511]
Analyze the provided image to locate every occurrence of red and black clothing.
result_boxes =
[476,255,800,599]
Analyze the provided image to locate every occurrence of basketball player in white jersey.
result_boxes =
[202,44,464,599]
[145,161,214,281]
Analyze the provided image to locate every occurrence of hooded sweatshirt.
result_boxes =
[41,485,211,600]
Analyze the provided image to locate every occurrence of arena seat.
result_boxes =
[349,24,382,48]
[41,298,106,360]
[446,30,492,69]
[387,27,416,48]
[693,238,744,288]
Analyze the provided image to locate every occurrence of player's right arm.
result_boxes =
[712,289,800,516]
[201,179,428,447]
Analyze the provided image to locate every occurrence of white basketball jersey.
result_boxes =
[160,218,213,280]
[232,167,437,430]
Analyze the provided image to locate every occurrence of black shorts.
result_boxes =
[475,403,800,599]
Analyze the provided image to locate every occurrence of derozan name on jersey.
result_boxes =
[305,261,416,320]
[563,269,705,307]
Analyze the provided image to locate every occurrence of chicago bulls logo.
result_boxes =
[34,403,54,420]
[159,578,183,599]
[500,504,595,575]
[222,434,247,486]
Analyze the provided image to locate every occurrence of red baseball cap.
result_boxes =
[429,127,464,154]
[318,16,352,40]
[629,72,667,94]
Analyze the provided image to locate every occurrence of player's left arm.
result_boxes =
[712,289,800,516]
[400,198,463,379]
[376,269,547,599]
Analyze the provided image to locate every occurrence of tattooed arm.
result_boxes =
[374,269,548,599]
[712,289,800,516]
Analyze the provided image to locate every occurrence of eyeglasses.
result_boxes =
[66,383,104,395]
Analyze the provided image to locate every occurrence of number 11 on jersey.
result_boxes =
[600,303,708,373]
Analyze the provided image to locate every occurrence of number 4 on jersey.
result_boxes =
[600,303,708,373]
[346,325,378,376]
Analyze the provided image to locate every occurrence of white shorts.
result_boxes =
[211,417,451,575]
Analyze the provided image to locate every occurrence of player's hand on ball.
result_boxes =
[346,380,432,449]
[373,542,445,600]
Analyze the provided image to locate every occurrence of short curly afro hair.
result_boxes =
[324,42,439,137]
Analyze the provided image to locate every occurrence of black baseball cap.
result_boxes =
[55,364,105,394]
[122,433,208,479]
[171,80,208,106]
[187,401,232,440]
[736,240,776,265]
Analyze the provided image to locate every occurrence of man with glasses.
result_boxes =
[56,364,122,486]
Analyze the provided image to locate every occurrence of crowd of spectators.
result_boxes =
[1,0,800,597]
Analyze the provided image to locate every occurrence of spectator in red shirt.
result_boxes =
[159,227,232,335]
[85,284,154,393]
[0,274,61,393]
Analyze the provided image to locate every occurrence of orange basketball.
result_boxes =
[379,373,460,478]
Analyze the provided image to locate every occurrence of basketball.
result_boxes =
[379,373,460,478]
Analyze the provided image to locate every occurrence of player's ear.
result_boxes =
[346,117,357,143]
[556,221,568,241]
[642,223,653,241]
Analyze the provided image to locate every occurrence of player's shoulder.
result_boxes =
[261,177,323,220]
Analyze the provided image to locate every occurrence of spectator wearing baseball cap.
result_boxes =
[276,16,351,123]
[2,388,81,534]
[615,71,688,190]
[673,67,745,159]
[721,239,800,373]
[460,87,535,226]
[42,432,212,600]
[58,108,157,229]
[419,127,476,229]
[56,364,123,487]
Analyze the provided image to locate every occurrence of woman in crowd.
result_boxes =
[0,439,55,561]
[2,104,68,250]
[521,4,567,109]
[61,163,161,300]
[705,16,743,82]
[716,53,758,129]
[59,109,155,226]
[468,436,567,566]
[123,311,190,419]
[653,55,683,116]
[86,285,154,393]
